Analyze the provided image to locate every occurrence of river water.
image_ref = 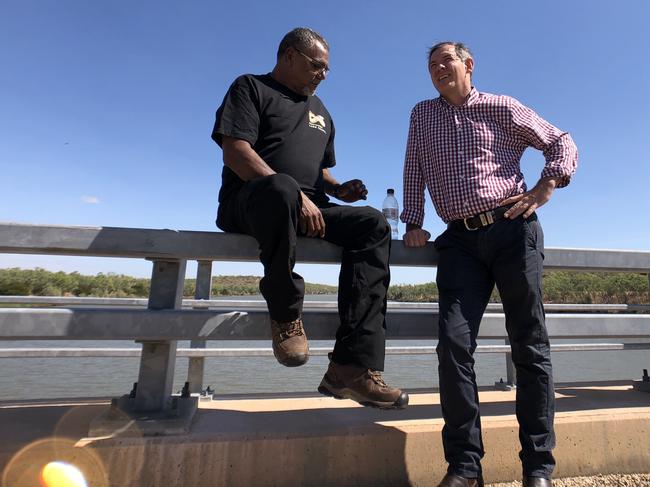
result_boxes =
[1,337,648,402]
[1,295,648,401]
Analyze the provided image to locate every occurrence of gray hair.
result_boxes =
[277,27,329,59]
[428,41,473,63]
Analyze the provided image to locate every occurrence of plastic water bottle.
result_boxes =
[382,189,399,239]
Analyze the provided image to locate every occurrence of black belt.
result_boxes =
[451,205,514,231]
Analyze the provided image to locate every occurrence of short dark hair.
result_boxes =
[428,41,473,63]
[277,27,329,60]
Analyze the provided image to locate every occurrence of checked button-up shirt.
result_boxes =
[401,87,578,225]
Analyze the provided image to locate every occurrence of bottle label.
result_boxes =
[382,208,398,220]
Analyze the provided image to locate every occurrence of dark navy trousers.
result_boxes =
[434,214,555,479]
[217,173,391,371]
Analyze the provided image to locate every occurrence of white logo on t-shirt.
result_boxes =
[308,111,327,134]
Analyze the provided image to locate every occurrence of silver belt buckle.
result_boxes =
[463,217,478,231]
[464,210,495,231]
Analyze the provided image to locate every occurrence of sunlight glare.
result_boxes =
[40,461,88,487]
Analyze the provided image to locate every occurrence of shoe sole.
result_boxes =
[274,352,309,367]
[317,383,409,410]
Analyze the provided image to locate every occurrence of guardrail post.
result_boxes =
[495,338,516,391]
[134,259,186,411]
[505,337,516,386]
[187,260,212,394]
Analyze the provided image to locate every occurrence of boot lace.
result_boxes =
[368,370,388,387]
[275,318,304,341]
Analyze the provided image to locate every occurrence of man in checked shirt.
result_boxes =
[401,42,578,487]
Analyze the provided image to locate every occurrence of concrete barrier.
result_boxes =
[2,384,648,486]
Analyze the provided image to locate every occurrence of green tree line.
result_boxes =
[0,268,647,304]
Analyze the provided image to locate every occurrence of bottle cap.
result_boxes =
[387,189,395,194]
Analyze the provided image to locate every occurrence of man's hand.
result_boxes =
[500,176,561,219]
[299,191,325,237]
[333,179,368,202]
[403,227,431,247]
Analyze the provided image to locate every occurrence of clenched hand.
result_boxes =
[403,228,431,247]
[334,179,368,202]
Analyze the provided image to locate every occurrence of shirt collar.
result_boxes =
[438,86,478,109]
[465,87,479,106]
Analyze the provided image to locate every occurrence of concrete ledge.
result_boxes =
[1,385,649,486]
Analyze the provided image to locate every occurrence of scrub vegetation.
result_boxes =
[0,268,647,304]
[390,272,649,304]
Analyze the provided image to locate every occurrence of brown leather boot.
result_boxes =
[437,473,484,487]
[317,357,408,409]
[270,318,309,367]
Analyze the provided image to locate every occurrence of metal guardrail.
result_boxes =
[1,296,649,313]
[2,343,650,359]
[3,221,650,271]
[2,308,650,340]
[1,222,649,413]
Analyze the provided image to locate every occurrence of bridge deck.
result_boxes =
[1,383,648,486]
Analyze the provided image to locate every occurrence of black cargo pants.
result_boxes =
[217,173,391,371]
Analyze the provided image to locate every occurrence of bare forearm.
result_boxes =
[322,168,340,196]
[222,136,275,181]
[535,176,561,190]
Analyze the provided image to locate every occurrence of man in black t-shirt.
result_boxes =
[211,27,407,410]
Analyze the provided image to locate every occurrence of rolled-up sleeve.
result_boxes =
[509,99,578,188]
[401,108,426,226]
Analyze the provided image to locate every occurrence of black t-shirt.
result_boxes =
[212,73,336,205]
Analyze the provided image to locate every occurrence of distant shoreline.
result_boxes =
[1,268,648,304]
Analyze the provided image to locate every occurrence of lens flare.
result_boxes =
[39,461,88,487]
[3,438,107,487]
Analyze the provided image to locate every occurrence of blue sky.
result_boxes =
[1,0,649,286]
